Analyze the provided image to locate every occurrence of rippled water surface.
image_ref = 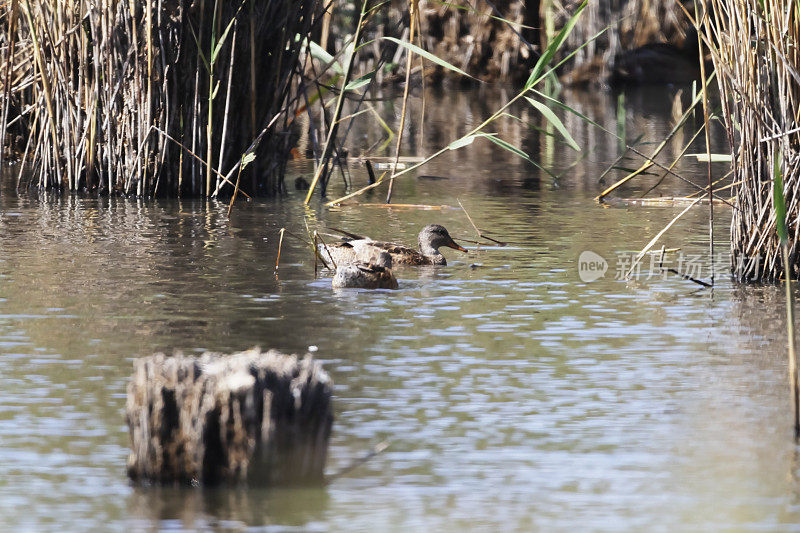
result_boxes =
[2,87,800,531]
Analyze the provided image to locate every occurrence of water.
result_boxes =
[2,87,800,531]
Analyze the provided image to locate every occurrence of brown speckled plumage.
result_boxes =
[332,262,399,289]
[319,224,467,268]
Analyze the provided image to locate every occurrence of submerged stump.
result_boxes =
[126,348,333,486]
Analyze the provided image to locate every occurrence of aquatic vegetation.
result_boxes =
[0,0,321,196]
[700,0,800,282]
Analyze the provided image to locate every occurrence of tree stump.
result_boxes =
[125,348,333,486]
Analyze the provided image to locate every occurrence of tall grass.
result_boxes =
[0,0,320,197]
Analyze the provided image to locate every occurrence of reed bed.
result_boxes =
[701,0,800,281]
[0,0,321,197]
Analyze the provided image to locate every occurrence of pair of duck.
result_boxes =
[321,224,467,289]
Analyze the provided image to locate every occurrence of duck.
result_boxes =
[332,250,399,289]
[320,224,468,267]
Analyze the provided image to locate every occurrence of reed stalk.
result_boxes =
[695,5,714,287]
[303,0,368,204]
[2,0,320,197]
[385,0,418,204]
[702,0,800,281]
[0,0,19,170]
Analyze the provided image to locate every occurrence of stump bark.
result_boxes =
[126,348,333,486]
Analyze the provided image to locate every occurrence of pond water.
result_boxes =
[2,86,800,531]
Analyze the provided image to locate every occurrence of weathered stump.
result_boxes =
[126,348,333,486]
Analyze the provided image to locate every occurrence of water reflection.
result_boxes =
[128,486,330,530]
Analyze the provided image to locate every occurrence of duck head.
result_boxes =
[418,225,468,259]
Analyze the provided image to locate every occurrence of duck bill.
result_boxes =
[447,239,469,253]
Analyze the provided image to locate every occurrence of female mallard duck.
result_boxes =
[332,250,399,289]
[321,224,467,267]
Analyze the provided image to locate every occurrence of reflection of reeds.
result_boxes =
[702,0,799,281]
[1,0,320,197]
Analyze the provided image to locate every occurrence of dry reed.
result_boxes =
[0,0,321,197]
[701,0,800,280]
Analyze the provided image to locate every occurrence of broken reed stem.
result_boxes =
[685,169,735,198]
[458,198,482,239]
[227,153,245,216]
[641,126,706,197]
[314,231,319,276]
[457,198,508,246]
[597,149,629,184]
[385,0,417,204]
[276,227,286,271]
[454,238,500,246]
[324,441,390,484]
[315,232,336,270]
[626,196,705,279]
[153,127,251,199]
[697,6,714,288]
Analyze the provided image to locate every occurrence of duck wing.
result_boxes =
[366,241,430,265]
[354,263,399,289]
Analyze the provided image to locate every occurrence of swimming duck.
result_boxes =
[320,224,468,267]
[332,250,399,289]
